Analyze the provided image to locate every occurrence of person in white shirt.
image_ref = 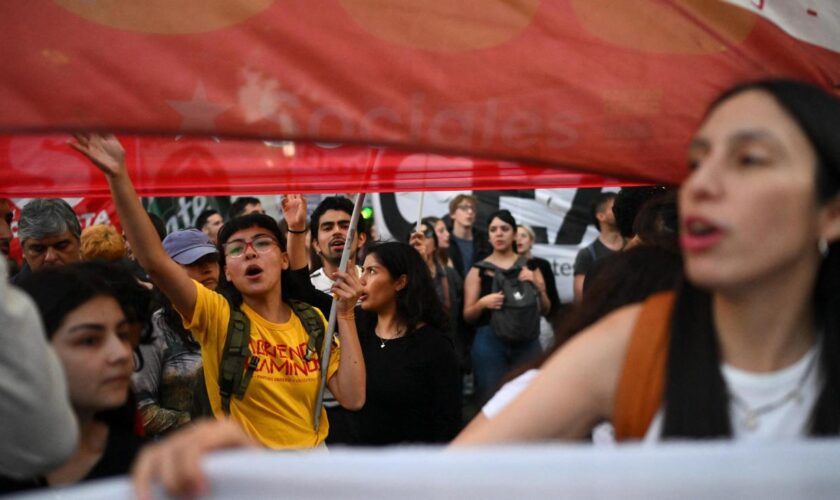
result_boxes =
[452,79,840,445]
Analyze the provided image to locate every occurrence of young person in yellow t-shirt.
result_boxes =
[72,134,366,449]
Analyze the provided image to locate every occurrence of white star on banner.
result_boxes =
[166,82,230,131]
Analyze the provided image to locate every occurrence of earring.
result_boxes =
[818,238,829,257]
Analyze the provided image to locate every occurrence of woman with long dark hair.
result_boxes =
[463,209,551,403]
[351,241,462,445]
[5,263,146,491]
[453,79,840,445]
[409,217,463,328]
[280,196,462,445]
[422,215,454,269]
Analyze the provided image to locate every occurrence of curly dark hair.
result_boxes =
[366,242,448,335]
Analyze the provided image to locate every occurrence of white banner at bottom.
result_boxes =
[14,440,840,500]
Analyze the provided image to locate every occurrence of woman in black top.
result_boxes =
[463,210,551,404]
[5,263,147,492]
[352,241,462,445]
[278,196,461,445]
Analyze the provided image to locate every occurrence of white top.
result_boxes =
[481,369,540,419]
[309,268,335,294]
[645,343,822,443]
[310,265,363,295]
[481,368,615,445]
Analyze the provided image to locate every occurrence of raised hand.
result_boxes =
[70,133,126,177]
[132,418,257,500]
[408,231,426,253]
[331,269,363,317]
[280,194,307,231]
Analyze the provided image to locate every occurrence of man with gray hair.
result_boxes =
[15,199,82,279]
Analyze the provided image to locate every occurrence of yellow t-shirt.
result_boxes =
[182,281,338,449]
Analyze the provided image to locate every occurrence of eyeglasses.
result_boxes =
[224,236,278,258]
[456,204,475,213]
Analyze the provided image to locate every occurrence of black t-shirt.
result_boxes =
[0,426,145,494]
[573,238,615,276]
[284,266,463,445]
[85,426,145,481]
[352,324,462,446]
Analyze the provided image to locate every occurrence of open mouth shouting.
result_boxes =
[245,264,264,280]
[329,237,346,254]
[681,216,724,251]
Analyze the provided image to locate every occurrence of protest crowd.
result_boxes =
[1,78,840,498]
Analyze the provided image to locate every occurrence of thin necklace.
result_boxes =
[727,344,820,431]
[375,328,403,349]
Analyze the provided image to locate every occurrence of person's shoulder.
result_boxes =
[412,324,454,348]
[554,303,645,411]
[574,242,594,258]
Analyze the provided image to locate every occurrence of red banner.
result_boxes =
[1,1,839,195]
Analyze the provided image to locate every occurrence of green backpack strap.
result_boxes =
[217,299,325,415]
[218,302,255,415]
[290,299,326,362]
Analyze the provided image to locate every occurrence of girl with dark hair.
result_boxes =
[351,241,462,445]
[463,209,551,403]
[281,196,461,445]
[7,263,145,491]
[453,79,840,445]
[409,217,464,322]
[73,134,365,450]
[423,215,454,268]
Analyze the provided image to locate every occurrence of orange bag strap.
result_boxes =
[612,291,676,441]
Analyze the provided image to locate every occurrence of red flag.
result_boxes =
[1,1,838,195]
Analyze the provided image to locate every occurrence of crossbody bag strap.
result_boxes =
[612,291,675,441]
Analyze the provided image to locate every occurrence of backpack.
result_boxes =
[474,256,541,343]
[192,298,326,417]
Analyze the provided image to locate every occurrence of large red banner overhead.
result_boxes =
[1,1,839,196]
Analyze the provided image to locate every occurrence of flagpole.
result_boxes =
[313,192,365,432]
[415,191,425,233]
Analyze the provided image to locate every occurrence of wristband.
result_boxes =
[287,227,307,234]
[338,313,356,321]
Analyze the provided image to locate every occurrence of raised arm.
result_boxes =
[71,134,197,320]
[325,269,366,410]
[281,194,309,271]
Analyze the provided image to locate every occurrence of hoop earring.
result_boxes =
[818,238,829,257]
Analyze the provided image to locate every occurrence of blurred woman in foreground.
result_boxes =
[454,79,840,444]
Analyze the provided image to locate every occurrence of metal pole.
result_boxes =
[313,191,366,432]
[415,191,425,233]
